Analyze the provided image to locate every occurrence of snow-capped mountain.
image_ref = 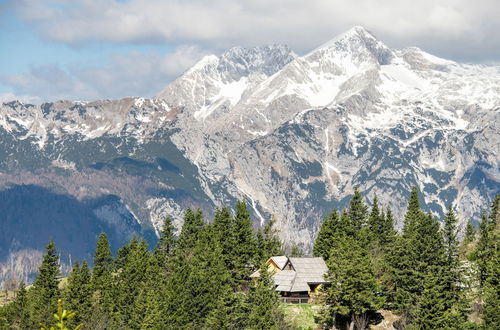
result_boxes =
[0,26,498,282]
[154,26,499,245]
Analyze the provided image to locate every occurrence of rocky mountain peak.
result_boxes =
[307,26,394,66]
[217,45,296,80]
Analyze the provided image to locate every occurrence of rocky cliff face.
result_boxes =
[158,26,499,245]
[0,26,498,283]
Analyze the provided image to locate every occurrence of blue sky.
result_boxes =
[1,0,499,103]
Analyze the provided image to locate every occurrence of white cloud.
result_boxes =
[12,0,500,61]
[0,92,41,104]
[1,45,207,102]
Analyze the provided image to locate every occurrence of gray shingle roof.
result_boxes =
[269,256,288,270]
[271,257,329,293]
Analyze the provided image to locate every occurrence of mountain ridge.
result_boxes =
[0,26,498,283]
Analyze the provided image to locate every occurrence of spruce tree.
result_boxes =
[177,208,205,251]
[213,206,236,267]
[164,224,232,328]
[416,266,462,329]
[91,232,113,293]
[368,196,383,238]
[443,205,459,266]
[246,263,282,330]
[404,186,421,232]
[112,237,149,327]
[205,288,249,329]
[255,217,283,264]
[348,188,368,229]
[12,281,30,329]
[481,194,499,329]
[130,254,163,329]
[464,221,476,243]
[319,234,384,330]
[65,260,92,326]
[232,201,258,283]
[380,207,396,248]
[313,210,339,260]
[30,240,61,327]
[385,190,448,324]
[154,216,176,264]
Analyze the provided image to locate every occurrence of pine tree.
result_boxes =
[380,207,396,248]
[130,254,163,329]
[481,194,499,329]
[177,208,205,251]
[246,263,282,330]
[255,217,283,264]
[30,240,61,327]
[313,210,339,260]
[232,200,258,284]
[205,287,249,329]
[12,281,30,329]
[91,232,113,293]
[404,186,421,232]
[213,206,236,268]
[164,225,232,328]
[368,196,383,238]
[348,189,368,229]
[464,221,476,243]
[65,260,92,326]
[154,216,176,265]
[112,237,149,327]
[319,234,384,330]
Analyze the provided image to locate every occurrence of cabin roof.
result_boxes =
[268,256,288,270]
[271,256,329,293]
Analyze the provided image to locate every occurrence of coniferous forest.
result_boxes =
[0,190,498,330]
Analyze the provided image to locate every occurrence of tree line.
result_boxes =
[313,188,499,330]
[0,190,498,329]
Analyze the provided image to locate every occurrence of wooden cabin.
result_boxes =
[250,256,329,304]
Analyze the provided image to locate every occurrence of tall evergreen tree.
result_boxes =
[232,200,258,283]
[255,217,283,264]
[91,232,113,293]
[205,287,249,329]
[154,216,176,264]
[319,235,384,330]
[348,189,368,229]
[12,281,30,329]
[213,206,236,267]
[368,196,383,238]
[164,225,232,328]
[313,210,340,260]
[403,186,421,232]
[464,221,477,244]
[385,190,448,324]
[30,240,61,327]
[481,194,499,329]
[130,254,163,329]
[177,208,205,251]
[112,237,149,327]
[380,207,396,247]
[443,205,459,266]
[246,263,282,330]
[65,260,92,326]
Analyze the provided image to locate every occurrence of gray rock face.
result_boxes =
[0,27,499,283]
[157,26,499,246]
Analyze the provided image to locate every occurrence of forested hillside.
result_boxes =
[0,190,498,329]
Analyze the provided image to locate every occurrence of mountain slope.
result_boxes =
[0,26,498,283]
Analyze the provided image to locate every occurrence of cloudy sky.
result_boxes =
[1,0,499,103]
